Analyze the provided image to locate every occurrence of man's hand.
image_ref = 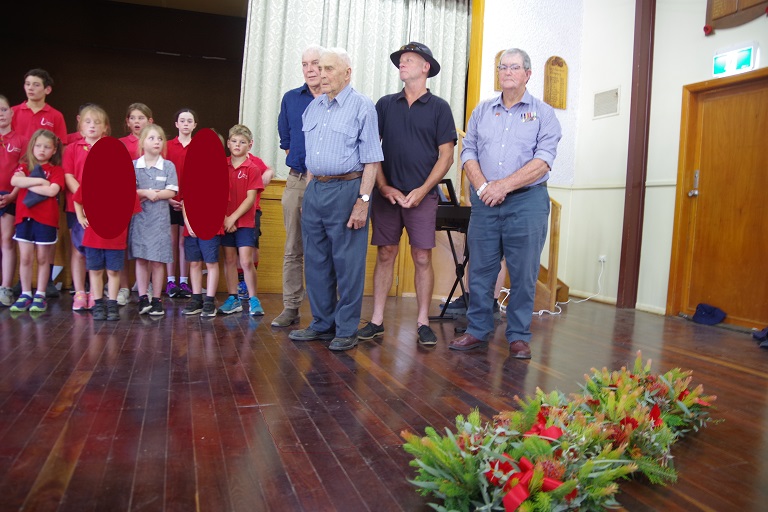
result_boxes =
[346,200,369,229]
[379,184,406,206]
[478,181,509,207]
[402,186,428,208]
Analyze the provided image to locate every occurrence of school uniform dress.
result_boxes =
[128,156,178,263]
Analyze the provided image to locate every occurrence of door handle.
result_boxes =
[688,169,699,197]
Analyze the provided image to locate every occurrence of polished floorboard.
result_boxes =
[0,293,766,511]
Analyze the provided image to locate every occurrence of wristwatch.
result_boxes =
[358,193,370,203]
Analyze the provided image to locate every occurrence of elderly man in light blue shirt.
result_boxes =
[288,47,383,352]
[449,48,562,359]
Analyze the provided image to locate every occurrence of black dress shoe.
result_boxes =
[448,333,486,351]
[329,335,358,351]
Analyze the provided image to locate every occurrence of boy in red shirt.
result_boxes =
[73,185,141,320]
[11,69,67,299]
[217,124,265,316]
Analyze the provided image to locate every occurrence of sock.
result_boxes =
[192,293,203,302]
[22,290,32,297]
[94,298,105,306]
[34,290,45,297]
[237,269,244,282]
[167,276,176,283]
[204,295,214,303]
[180,277,189,284]
[107,299,118,307]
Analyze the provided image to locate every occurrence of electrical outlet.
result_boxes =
[598,255,607,263]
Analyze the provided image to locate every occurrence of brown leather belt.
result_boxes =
[288,169,305,178]
[313,171,363,182]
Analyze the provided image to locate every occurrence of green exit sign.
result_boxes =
[713,46,756,77]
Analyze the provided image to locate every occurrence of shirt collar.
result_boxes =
[395,88,433,103]
[492,89,532,109]
[320,83,353,107]
[136,154,165,170]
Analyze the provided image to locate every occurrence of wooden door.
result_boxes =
[668,68,768,329]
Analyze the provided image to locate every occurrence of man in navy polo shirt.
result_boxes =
[357,42,457,346]
[273,45,324,328]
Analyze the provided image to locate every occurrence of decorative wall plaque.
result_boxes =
[544,56,568,110]
[705,0,767,33]
[494,50,504,91]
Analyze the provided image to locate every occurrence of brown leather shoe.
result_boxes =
[449,333,487,351]
[509,340,531,359]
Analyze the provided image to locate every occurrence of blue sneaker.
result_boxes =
[218,295,243,315]
[249,296,264,316]
[10,293,33,312]
[29,294,48,312]
[237,280,248,299]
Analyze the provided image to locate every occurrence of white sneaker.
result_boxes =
[117,288,130,306]
[0,286,13,307]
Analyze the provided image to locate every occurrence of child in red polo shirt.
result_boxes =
[164,108,197,299]
[9,129,64,312]
[217,124,265,316]
[63,105,110,312]
[11,69,67,143]
[74,186,141,321]
[0,94,27,306]
[119,103,153,160]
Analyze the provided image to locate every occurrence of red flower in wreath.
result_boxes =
[703,25,714,36]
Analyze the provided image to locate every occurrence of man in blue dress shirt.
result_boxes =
[449,48,562,359]
[273,45,325,328]
[288,47,383,351]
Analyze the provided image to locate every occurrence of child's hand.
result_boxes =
[78,217,89,229]
[147,190,159,202]
[169,198,182,211]
[223,216,236,233]
[13,170,25,179]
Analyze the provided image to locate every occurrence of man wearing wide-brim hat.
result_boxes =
[357,41,457,346]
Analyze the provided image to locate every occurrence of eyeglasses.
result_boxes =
[497,64,524,72]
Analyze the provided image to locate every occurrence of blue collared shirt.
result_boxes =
[277,83,315,173]
[302,85,383,176]
[462,90,561,184]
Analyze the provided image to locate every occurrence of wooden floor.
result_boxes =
[0,293,766,511]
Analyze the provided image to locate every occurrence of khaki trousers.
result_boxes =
[281,172,307,308]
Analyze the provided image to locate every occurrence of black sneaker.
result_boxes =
[107,301,120,321]
[201,300,217,317]
[92,302,107,321]
[183,299,204,315]
[417,325,438,346]
[45,280,60,298]
[149,298,164,316]
[138,295,151,315]
[357,322,384,340]
[444,295,468,315]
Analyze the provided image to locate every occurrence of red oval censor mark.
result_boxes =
[182,128,228,240]
[82,137,136,240]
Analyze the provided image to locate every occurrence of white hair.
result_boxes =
[303,44,325,60]
[321,47,352,69]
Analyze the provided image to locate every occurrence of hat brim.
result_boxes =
[390,50,441,78]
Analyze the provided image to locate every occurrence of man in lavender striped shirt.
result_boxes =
[288,47,383,352]
[448,48,562,359]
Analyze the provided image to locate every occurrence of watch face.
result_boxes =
[360,194,370,202]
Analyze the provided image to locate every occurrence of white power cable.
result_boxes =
[532,259,605,316]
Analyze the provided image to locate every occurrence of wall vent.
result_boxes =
[593,88,620,119]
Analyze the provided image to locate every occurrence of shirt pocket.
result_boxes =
[329,122,358,158]
[512,118,540,158]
